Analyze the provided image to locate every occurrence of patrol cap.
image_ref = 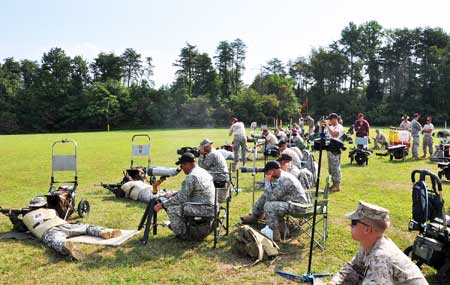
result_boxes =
[413,113,420,118]
[175,152,196,165]
[199,138,213,148]
[263,160,281,173]
[346,200,390,222]
[278,154,292,162]
[277,140,287,147]
[328,113,338,119]
[28,196,47,208]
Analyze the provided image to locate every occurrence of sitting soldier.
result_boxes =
[240,161,310,241]
[278,140,302,168]
[198,138,229,187]
[278,154,314,190]
[326,201,427,285]
[19,197,121,260]
[373,129,388,150]
[153,153,216,240]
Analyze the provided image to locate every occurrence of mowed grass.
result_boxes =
[0,128,447,284]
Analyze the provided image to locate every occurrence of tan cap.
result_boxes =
[346,201,390,222]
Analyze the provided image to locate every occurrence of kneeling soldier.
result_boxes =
[22,197,121,260]
[153,153,216,240]
[240,161,310,241]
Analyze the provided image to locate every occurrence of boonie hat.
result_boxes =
[175,152,196,165]
[28,196,47,208]
[346,200,390,222]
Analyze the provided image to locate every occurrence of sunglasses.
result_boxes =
[351,220,370,227]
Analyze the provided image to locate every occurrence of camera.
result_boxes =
[177,146,200,157]
[240,167,265,173]
[147,167,181,177]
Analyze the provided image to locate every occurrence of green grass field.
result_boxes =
[0,128,447,284]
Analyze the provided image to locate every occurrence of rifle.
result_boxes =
[0,207,31,232]
[95,183,125,198]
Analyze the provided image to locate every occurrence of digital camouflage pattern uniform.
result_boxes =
[331,201,428,285]
[328,123,344,183]
[252,171,310,231]
[162,166,215,239]
[287,164,314,190]
[229,122,247,164]
[23,208,108,256]
[42,223,105,255]
[422,122,434,156]
[411,119,422,158]
[198,148,229,183]
[330,236,428,285]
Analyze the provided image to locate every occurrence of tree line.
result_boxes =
[1,21,449,134]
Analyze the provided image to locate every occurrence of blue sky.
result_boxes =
[1,0,449,86]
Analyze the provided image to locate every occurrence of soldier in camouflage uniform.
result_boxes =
[198,138,229,187]
[325,113,344,192]
[411,113,422,159]
[278,154,314,190]
[154,153,216,240]
[240,161,310,241]
[21,197,121,260]
[229,117,247,170]
[326,201,427,285]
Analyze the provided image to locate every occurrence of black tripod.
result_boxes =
[138,199,158,245]
[276,127,332,283]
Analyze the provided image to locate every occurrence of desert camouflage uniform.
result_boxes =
[198,148,229,183]
[42,223,105,255]
[411,119,422,158]
[331,236,428,285]
[162,166,215,238]
[252,171,310,231]
[229,122,247,163]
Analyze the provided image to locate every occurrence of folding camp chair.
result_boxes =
[130,134,151,178]
[284,176,330,249]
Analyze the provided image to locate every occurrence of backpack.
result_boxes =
[232,225,279,265]
[412,180,443,225]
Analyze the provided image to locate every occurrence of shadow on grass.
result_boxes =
[99,195,148,210]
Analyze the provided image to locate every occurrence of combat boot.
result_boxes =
[240,213,260,224]
[99,229,122,239]
[272,228,281,242]
[63,241,85,261]
[329,181,340,192]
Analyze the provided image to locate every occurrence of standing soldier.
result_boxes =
[305,115,315,138]
[411,113,422,159]
[228,117,247,171]
[422,116,434,158]
[154,153,216,240]
[325,113,344,192]
[326,201,427,285]
[198,138,229,187]
[399,115,411,131]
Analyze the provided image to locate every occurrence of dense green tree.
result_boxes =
[121,48,143,88]
[91,52,123,82]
